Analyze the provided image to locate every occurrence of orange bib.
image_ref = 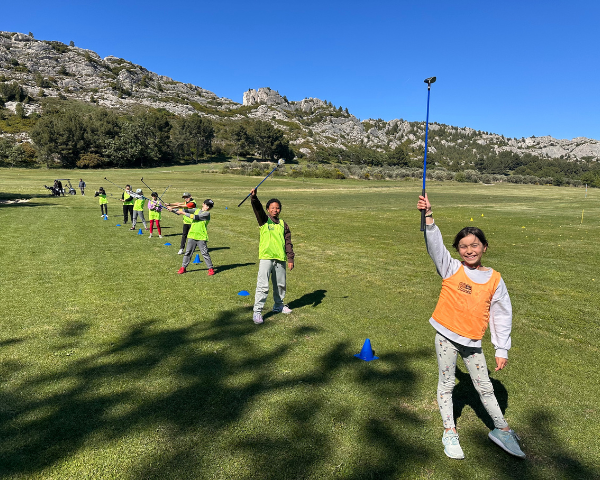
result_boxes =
[432,265,501,340]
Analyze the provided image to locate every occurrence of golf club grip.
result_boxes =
[420,188,426,232]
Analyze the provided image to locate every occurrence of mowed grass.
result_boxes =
[1,167,598,479]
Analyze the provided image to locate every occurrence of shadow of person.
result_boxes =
[287,290,327,310]
[208,246,230,252]
[452,366,508,430]
[214,262,256,273]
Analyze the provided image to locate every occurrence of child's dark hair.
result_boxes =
[452,227,488,250]
[266,198,282,209]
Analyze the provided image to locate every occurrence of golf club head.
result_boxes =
[424,77,436,85]
[278,159,285,166]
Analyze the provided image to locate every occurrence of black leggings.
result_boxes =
[101,204,108,215]
[180,223,192,250]
[123,204,134,223]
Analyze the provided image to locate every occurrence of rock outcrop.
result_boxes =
[1,30,598,163]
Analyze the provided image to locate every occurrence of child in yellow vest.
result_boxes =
[96,187,108,217]
[148,192,163,238]
[250,188,295,325]
[166,193,197,255]
[417,193,525,460]
[168,199,215,276]
[130,188,148,231]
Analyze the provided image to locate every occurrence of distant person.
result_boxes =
[167,193,197,255]
[168,199,215,276]
[95,187,108,217]
[249,187,294,325]
[417,193,525,460]
[56,180,64,196]
[79,178,86,195]
[130,189,148,231]
[148,192,163,238]
[121,185,134,224]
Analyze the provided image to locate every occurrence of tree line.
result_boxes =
[1,98,294,169]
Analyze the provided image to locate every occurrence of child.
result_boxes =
[130,188,148,231]
[166,193,197,255]
[169,199,215,276]
[417,193,525,460]
[96,187,108,217]
[250,188,294,325]
[148,192,163,238]
[121,185,134,224]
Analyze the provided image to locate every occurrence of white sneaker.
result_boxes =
[149,234,153,238]
[159,235,163,238]
[442,430,465,459]
[273,305,293,314]
[177,249,184,255]
[253,312,264,325]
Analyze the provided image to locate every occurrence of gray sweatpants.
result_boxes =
[254,259,286,313]
[435,332,508,430]
[182,239,213,269]
[132,210,147,229]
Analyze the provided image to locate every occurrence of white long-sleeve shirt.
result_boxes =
[425,221,512,359]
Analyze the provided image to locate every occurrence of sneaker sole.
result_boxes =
[488,432,526,458]
[444,448,464,460]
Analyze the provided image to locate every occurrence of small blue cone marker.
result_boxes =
[138,229,143,235]
[354,338,378,361]
[225,207,228,209]
[116,224,121,227]
[193,253,202,264]
[103,215,108,220]
[164,243,171,246]
[238,290,250,296]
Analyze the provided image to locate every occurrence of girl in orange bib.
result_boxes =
[417,194,525,460]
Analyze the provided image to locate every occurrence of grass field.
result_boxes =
[1,167,599,479]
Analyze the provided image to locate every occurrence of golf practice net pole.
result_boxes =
[421,77,436,232]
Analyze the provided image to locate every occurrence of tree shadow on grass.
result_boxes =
[0,310,432,479]
[1,314,594,479]
[472,408,600,479]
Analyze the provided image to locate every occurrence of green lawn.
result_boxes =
[1,167,598,479]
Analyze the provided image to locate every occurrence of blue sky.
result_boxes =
[3,1,599,140]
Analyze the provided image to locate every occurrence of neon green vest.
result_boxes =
[133,198,146,211]
[182,202,195,224]
[188,208,209,241]
[259,218,286,261]
[149,209,161,220]
[123,191,134,205]
[98,194,107,205]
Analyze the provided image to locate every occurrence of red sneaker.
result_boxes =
[207,268,215,276]
[177,267,186,274]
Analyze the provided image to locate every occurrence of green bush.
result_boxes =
[76,153,107,168]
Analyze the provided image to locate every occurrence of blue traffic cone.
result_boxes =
[193,254,202,264]
[354,338,378,361]
[138,229,143,235]
[103,215,108,220]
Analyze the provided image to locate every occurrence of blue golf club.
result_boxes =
[421,76,436,232]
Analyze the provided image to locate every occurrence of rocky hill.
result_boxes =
[1,30,599,163]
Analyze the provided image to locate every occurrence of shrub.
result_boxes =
[76,153,107,168]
